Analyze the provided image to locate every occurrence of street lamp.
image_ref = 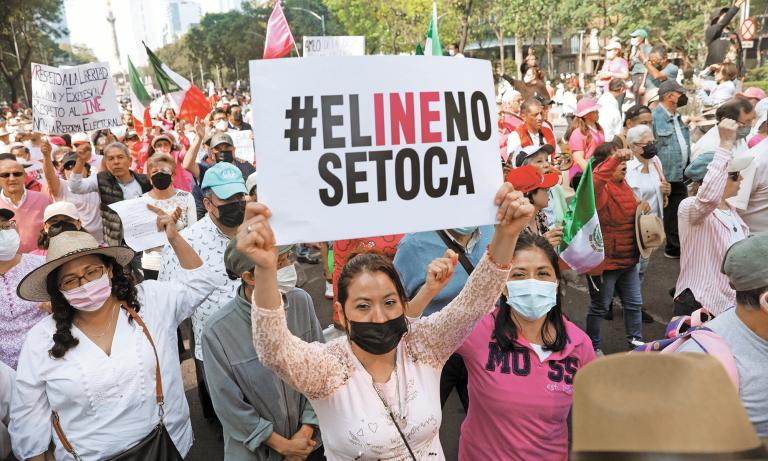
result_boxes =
[289,7,325,36]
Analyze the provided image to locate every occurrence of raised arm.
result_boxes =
[40,140,60,198]
[407,183,535,366]
[183,118,208,181]
[682,121,737,225]
[241,204,349,400]
[405,250,458,318]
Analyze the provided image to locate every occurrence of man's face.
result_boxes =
[104,147,131,176]
[0,160,26,195]
[648,53,664,70]
[737,109,757,128]
[11,147,29,161]
[448,45,458,56]
[664,91,682,107]
[525,105,543,132]
[211,143,235,163]
[74,143,92,159]
[229,106,242,123]
[213,112,227,124]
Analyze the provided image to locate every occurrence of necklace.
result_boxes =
[372,361,407,430]
[76,302,119,338]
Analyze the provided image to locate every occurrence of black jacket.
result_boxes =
[705,6,743,72]
[97,170,152,246]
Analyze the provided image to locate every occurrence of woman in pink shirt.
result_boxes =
[457,233,595,461]
[567,98,605,187]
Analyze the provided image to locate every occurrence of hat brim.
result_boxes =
[635,206,652,259]
[0,209,14,220]
[540,172,561,189]
[17,246,136,302]
[209,182,248,200]
[575,106,600,118]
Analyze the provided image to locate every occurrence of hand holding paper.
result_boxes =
[107,198,169,252]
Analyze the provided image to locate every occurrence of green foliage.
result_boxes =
[746,66,768,81]
[743,81,768,92]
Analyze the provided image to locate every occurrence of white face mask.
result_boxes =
[0,229,20,261]
[523,74,534,84]
[215,120,228,132]
[277,263,298,292]
[630,37,640,47]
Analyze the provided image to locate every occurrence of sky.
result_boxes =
[62,0,245,71]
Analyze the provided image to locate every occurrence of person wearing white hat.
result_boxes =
[675,118,752,316]
[37,201,84,252]
[70,132,102,171]
[10,208,214,461]
[597,41,628,95]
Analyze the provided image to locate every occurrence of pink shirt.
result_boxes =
[457,310,595,461]
[0,190,51,254]
[567,126,605,179]
[0,254,46,369]
[599,57,628,88]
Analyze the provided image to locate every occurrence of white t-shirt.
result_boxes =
[625,157,665,219]
[10,267,215,461]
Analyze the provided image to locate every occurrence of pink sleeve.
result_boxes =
[568,129,586,152]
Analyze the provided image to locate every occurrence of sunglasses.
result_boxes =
[0,171,24,178]
[728,172,741,181]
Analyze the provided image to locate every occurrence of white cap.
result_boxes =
[43,201,80,223]
[71,133,90,145]
[245,171,258,194]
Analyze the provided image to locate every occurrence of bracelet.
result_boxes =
[485,247,513,270]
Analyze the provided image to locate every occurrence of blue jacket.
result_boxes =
[394,226,494,316]
[652,104,691,183]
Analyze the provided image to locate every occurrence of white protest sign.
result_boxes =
[229,130,256,164]
[302,36,366,56]
[250,56,502,245]
[108,198,167,252]
[31,62,121,135]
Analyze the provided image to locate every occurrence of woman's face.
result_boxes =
[584,111,599,124]
[337,271,405,326]
[531,188,549,210]
[57,254,111,293]
[627,113,652,129]
[44,216,81,233]
[148,162,175,179]
[504,248,556,296]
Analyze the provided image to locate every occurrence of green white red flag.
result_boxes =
[559,159,604,273]
[127,57,152,136]
[424,1,442,56]
[143,43,210,124]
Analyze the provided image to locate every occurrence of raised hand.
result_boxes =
[148,204,178,240]
[236,202,278,271]
[544,224,564,248]
[424,249,458,296]
[613,148,633,162]
[493,182,535,236]
[717,118,739,150]
[40,139,52,159]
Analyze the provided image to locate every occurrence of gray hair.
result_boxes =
[103,142,130,158]
[627,125,653,145]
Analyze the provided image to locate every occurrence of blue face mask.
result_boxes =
[505,279,558,321]
[452,226,478,236]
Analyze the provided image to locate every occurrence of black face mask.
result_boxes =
[348,314,408,355]
[151,172,173,190]
[216,200,245,228]
[48,221,80,239]
[676,94,688,108]
[215,150,234,163]
[233,113,243,123]
[641,144,658,160]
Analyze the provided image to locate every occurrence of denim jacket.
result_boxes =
[652,104,691,183]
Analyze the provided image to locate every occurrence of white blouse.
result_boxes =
[625,157,665,219]
[10,266,215,461]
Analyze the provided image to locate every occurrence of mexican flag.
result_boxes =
[127,57,152,136]
[424,1,442,56]
[559,159,604,273]
[143,43,211,124]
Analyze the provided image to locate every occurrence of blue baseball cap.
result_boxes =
[201,162,247,199]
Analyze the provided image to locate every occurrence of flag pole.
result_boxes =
[293,41,301,57]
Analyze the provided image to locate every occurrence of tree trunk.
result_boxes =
[459,0,473,53]
[495,27,505,75]
[515,32,523,79]
[546,17,553,77]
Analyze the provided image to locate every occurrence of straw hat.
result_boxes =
[572,353,768,460]
[17,232,134,302]
[635,208,665,259]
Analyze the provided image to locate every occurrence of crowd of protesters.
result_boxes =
[1,1,767,459]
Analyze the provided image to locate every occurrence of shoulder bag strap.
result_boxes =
[388,410,417,461]
[435,230,475,275]
[50,305,165,460]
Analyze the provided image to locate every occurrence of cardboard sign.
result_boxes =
[31,62,121,135]
[229,129,256,164]
[250,56,502,245]
[302,36,365,56]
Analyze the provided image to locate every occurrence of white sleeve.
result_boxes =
[185,193,198,226]
[139,266,217,328]
[68,172,99,194]
[0,362,14,459]
[9,330,52,460]
[506,132,522,157]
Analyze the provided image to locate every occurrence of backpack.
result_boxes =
[633,308,740,388]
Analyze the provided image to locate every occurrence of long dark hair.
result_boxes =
[337,253,408,316]
[493,233,568,353]
[46,255,141,359]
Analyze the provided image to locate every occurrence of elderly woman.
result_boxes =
[10,207,214,461]
[243,184,534,460]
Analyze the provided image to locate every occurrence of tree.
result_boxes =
[0,0,65,104]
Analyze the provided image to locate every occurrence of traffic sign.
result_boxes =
[740,18,756,41]
[743,40,754,49]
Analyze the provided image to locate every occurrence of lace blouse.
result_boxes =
[252,253,510,460]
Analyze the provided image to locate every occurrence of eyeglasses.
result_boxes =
[728,172,741,181]
[0,221,16,230]
[58,265,106,291]
[0,172,24,178]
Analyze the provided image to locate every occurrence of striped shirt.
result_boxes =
[676,147,749,315]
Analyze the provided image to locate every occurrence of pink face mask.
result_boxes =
[61,274,112,312]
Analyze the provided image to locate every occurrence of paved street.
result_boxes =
[182,249,676,460]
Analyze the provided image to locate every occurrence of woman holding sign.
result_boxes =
[10,206,214,461]
[242,184,534,460]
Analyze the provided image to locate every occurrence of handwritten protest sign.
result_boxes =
[229,130,256,164]
[31,62,121,135]
[108,198,167,252]
[302,36,365,56]
[250,56,502,245]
